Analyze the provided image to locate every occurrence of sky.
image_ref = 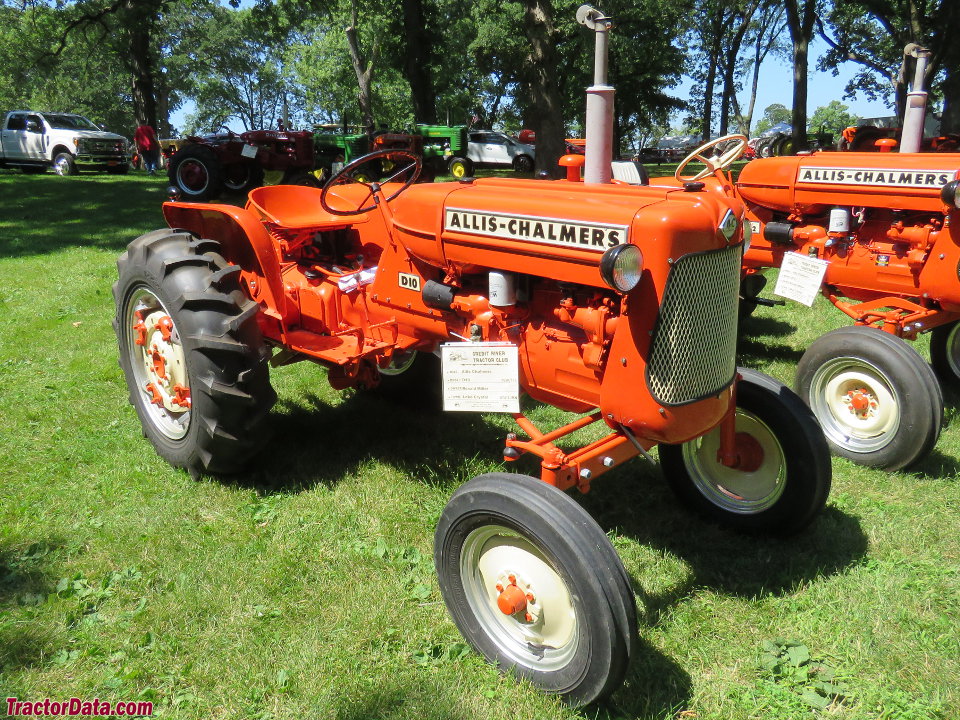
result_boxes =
[170,37,900,137]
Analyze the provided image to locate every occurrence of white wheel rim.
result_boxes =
[55,157,69,175]
[460,525,578,671]
[808,358,900,453]
[379,351,417,376]
[125,287,191,440]
[680,411,786,514]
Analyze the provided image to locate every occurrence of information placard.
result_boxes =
[772,252,830,307]
[441,342,520,413]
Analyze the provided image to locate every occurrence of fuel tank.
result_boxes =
[737,153,960,215]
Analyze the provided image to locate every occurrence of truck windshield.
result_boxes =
[44,114,100,130]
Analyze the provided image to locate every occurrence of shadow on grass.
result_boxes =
[0,539,61,672]
[332,679,478,720]
[0,174,170,258]
[906,448,960,480]
[579,465,868,608]
[231,388,509,494]
[598,641,692,719]
[739,314,796,339]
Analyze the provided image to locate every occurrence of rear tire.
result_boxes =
[168,145,224,201]
[659,368,831,535]
[113,230,276,474]
[796,326,942,470]
[513,155,534,173]
[435,473,637,706]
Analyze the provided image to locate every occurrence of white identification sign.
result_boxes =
[441,342,520,413]
[773,252,829,307]
[241,144,258,159]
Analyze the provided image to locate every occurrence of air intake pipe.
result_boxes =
[577,5,614,185]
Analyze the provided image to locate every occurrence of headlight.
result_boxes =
[599,244,643,293]
[941,180,960,209]
[73,137,81,149]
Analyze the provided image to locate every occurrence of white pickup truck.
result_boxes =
[0,111,129,175]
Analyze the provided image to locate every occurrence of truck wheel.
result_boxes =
[447,156,473,179]
[168,145,224,201]
[113,230,276,475]
[435,473,637,706]
[512,155,534,173]
[796,326,942,471]
[281,169,323,188]
[222,162,264,194]
[53,152,78,176]
[929,320,960,385]
[659,368,831,535]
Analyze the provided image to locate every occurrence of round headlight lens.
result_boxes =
[600,244,643,293]
[941,179,960,209]
[742,217,753,253]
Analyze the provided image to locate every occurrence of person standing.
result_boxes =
[134,124,161,175]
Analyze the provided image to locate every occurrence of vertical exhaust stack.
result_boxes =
[577,5,614,184]
[899,44,932,154]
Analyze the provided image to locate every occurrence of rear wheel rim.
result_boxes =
[177,159,209,194]
[808,358,900,453]
[55,156,70,175]
[941,323,960,378]
[125,286,191,440]
[680,410,786,514]
[460,525,578,672]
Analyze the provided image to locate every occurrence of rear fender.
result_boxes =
[162,201,286,324]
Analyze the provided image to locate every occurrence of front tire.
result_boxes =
[167,145,224,201]
[929,320,960,385]
[222,162,265,194]
[796,326,942,470]
[447,156,473,179]
[659,368,831,535]
[53,152,78,176]
[512,155,534,173]
[435,473,637,706]
[113,230,276,474]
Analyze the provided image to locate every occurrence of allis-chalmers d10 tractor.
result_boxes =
[649,46,959,472]
[113,7,830,705]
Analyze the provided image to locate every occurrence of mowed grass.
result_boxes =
[0,168,958,720]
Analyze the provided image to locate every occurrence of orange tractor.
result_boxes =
[113,6,830,705]
[646,45,958,471]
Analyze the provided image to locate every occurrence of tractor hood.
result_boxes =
[392,177,741,287]
[737,152,960,215]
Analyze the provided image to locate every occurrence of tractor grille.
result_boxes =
[647,244,741,405]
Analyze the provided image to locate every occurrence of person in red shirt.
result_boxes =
[134,124,160,175]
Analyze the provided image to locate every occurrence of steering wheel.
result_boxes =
[674,134,748,182]
[321,149,422,216]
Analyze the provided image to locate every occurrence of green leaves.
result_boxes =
[759,639,849,710]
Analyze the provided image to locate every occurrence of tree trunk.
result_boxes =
[522,0,564,177]
[345,19,375,139]
[126,1,158,128]
[785,0,817,150]
[942,68,960,134]
[401,0,435,124]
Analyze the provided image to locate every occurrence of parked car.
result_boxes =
[466,130,535,172]
[0,110,129,175]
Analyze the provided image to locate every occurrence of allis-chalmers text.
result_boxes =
[444,208,629,250]
[798,166,953,189]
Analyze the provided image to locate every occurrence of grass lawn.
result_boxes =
[0,168,957,720]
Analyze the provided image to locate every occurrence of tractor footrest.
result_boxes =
[285,329,392,365]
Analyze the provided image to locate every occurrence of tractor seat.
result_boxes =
[246,184,367,230]
[610,161,650,185]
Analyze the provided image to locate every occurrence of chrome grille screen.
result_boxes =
[647,245,741,405]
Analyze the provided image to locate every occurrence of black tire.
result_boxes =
[113,229,276,474]
[53,152,78,176]
[222,162,265,194]
[796,326,942,470]
[659,368,831,535]
[756,138,775,158]
[435,473,637,706]
[512,154,534,173]
[167,145,224,201]
[21,165,46,174]
[929,320,960,385]
[447,156,473,179]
